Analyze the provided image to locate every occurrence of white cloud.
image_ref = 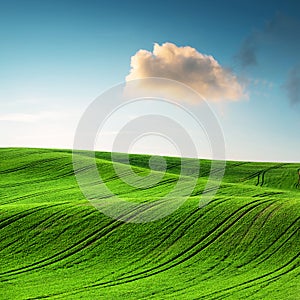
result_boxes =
[0,111,70,123]
[0,109,81,149]
[126,42,246,102]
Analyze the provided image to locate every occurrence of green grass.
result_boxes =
[0,147,299,299]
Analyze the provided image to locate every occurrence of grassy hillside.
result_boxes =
[0,148,299,299]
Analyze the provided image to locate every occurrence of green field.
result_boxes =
[0,148,299,299]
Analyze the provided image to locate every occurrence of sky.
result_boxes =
[0,0,300,162]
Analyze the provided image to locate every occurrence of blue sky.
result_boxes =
[0,0,299,161]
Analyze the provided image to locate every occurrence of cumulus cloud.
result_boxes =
[283,65,300,106]
[126,42,246,102]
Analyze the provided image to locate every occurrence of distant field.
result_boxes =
[0,148,299,299]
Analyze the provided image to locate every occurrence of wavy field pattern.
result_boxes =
[0,148,299,299]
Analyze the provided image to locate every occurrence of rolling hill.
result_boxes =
[0,148,299,299]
